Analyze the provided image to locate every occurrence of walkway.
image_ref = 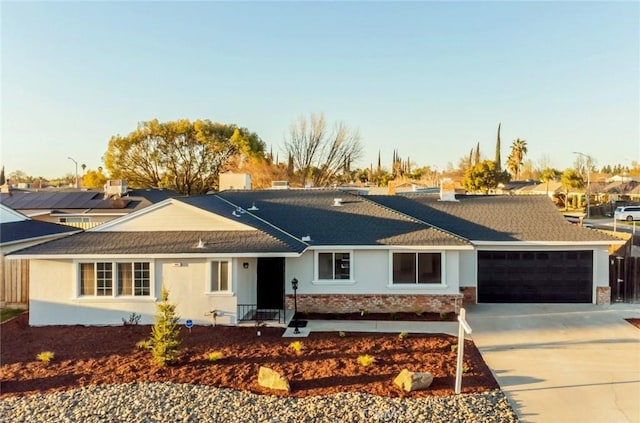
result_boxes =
[466,303,640,423]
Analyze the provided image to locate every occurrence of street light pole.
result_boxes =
[573,151,592,219]
[67,157,79,189]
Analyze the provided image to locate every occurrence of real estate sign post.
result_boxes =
[455,308,472,394]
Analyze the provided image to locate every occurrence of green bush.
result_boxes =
[145,286,181,367]
[36,351,55,363]
[357,354,376,367]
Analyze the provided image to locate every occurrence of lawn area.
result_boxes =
[0,308,26,323]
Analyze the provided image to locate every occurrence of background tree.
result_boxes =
[540,167,561,196]
[0,166,5,185]
[104,119,264,195]
[473,142,481,166]
[283,113,363,187]
[506,138,528,180]
[560,168,584,211]
[82,168,108,189]
[462,160,510,194]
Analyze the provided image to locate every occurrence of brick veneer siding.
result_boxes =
[596,286,610,305]
[459,287,477,305]
[285,294,462,314]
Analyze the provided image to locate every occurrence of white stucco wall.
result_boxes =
[29,259,158,326]
[285,249,461,296]
[458,250,477,288]
[29,257,248,326]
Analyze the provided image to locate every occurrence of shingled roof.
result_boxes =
[1,220,79,245]
[368,194,620,243]
[12,230,300,256]
[216,189,469,247]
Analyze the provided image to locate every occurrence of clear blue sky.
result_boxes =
[2,1,639,179]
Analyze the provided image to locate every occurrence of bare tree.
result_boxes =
[283,113,363,187]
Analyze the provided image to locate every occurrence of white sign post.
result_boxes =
[455,308,473,394]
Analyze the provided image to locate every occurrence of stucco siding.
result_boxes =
[285,249,461,296]
[458,250,477,288]
[103,202,254,232]
[29,257,241,326]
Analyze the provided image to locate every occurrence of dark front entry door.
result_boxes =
[257,258,284,309]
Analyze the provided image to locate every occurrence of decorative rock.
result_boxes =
[258,366,291,392]
[393,369,433,392]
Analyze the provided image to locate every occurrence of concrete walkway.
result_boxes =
[466,303,640,423]
[283,319,459,337]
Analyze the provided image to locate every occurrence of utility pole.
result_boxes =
[68,157,79,189]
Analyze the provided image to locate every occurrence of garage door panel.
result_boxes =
[478,250,593,303]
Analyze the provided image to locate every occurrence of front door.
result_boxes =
[257,257,284,309]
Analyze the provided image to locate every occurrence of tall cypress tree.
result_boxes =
[495,123,502,171]
[0,166,5,185]
[474,142,481,166]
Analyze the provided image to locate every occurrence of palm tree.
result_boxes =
[507,138,528,180]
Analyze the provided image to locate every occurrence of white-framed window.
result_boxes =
[210,260,230,292]
[79,261,151,297]
[392,252,442,284]
[59,216,91,223]
[316,251,352,281]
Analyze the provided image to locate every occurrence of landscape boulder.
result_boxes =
[393,369,433,392]
[258,366,291,392]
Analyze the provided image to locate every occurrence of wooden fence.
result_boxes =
[0,258,29,308]
[609,254,640,303]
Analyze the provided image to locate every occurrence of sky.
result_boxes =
[1,1,639,180]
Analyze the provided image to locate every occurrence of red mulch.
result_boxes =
[0,313,498,398]
[626,318,640,330]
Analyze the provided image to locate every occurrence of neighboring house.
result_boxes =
[8,190,623,326]
[0,185,179,229]
[0,204,80,307]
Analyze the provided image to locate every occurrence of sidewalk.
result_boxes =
[283,319,459,337]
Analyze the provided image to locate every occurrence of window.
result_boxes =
[117,262,150,296]
[317,252,351,280]
[59,217,91,223]
[78,261,151,297]
[211,261,230,292]
[392,252,441,284]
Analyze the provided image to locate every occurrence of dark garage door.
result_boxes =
[478,250,593,303]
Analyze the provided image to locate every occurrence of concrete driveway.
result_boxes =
[466,304,640,423]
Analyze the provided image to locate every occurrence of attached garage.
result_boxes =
[477,250,593,303]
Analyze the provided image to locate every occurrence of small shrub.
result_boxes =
[390,312,398,320]
[289,341,304,355]
[136,340,151,350]
[357,354,376,367]
[359,308,369,316]
[398,331,408,340]
[122,312,142,326]
[463,364,471,373]
[147,286,181,367]
[338,331,346,338]
[206,351,224,362]
[439,311,449,320]
[414,308,424,317]
[36,351,55,363]
[450,344,458,353]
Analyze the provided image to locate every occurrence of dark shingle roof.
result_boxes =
[216,190,469,247]
[10,231,299,255]
[1,220,79,244]
[0,191,128,209]
[369,194,620,242]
